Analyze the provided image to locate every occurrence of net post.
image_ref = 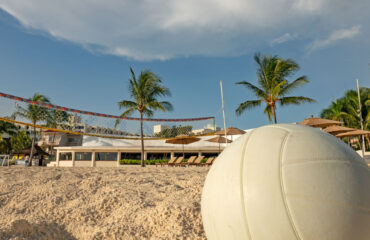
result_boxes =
[213,117,216,133]
[116,152,121,167]
[91,151,95,167]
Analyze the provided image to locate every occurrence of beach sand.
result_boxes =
[0,166,209,240]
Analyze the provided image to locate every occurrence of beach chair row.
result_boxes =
[156,156,215,167]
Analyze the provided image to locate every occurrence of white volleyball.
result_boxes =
[201,124,370,240]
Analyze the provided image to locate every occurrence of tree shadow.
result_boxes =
[0,219,77,240]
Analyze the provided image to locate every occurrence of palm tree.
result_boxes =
[320,99,355,125]
[0,120,18,154]
[16,93,50,166]
[116,67,173,167]
[321,87,369,130]
[0,120,18,137]
[46,109,70,155]
[236,53,315,123]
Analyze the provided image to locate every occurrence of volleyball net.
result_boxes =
[0,92,215,140]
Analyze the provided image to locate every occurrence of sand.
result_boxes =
[0,166,209,240]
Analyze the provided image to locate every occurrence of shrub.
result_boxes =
[119,159,169,165]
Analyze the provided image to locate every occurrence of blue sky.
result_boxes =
[0,1,369,130]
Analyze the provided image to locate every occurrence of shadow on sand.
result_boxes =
[0,219,76,240]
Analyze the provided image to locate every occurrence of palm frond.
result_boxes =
[279,96,316,106]
[236,81,267,98]
[271,80,287,98]
[263,105,273,122]
[118,100,137,110]
[279,76,309,96]
[235,100,262,116]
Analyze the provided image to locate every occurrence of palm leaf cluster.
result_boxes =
[117,67,173,167]
[15,93,70,164]
[236,53,315,123]
[117,68,173,119]
[321,87,370,130]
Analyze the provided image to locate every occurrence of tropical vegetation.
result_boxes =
[155,125,193,138]
[236,53,315,123]
[10,130,32,153]
[46,109,70,155]
[321,87,369,130]
[0,120,18,154]
[16,93,51,165]
[116,67,173,167]
[321,87,370,149]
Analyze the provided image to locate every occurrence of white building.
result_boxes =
[153,124,171,135]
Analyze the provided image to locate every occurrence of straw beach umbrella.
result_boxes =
[336,130,370,138]
[13,145,49,156]
[323,125,357,136]
[215,127,246,142]
[336,130,370,158]
[299,117,342,128]
[165,134,200,157]
[215,127,246,136]
[206,136,232,153]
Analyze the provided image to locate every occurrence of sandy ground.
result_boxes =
[0,166,209,240]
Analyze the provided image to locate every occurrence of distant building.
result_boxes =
[153,124,171,135]
[38,131,83,154]
[192,124,220,135]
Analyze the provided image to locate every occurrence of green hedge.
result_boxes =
[119,159,168,165]
[119,158,211,165]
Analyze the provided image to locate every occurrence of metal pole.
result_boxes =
[356,79,365,158]
[220,80,228,146]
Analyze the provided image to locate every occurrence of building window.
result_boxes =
[95,152,117,161]
[75,152,92,161]
[120,152,141,160]
[68,138,78,143]
[59,152,72,161]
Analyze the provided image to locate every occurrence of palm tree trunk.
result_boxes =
[51,132,56,158]
[29,124,36,166]
[272,106,277,124]
[140,112,145,167]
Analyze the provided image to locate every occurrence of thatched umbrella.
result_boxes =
[215,127,246,142]
[323,125,357,135]
[13,145,49,156]
[336,130,370,138]
[215,127,246,135]
[206,136,232,153]
[165,134,200,157]
[299,117,342,128]
[336,129,370,158]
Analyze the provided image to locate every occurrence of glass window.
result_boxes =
[75,152,92,161]
[68,138,78,143]
[59,152,72,160]
[95,152,117,161]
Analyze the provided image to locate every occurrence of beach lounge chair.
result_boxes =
[200,157,215,166]
[156,157,177,167]
[169,156,184,166]
[178,156,197,167]
[189,156,204,166]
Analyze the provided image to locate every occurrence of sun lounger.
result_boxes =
[178,156,197,167]
[200,157,215,166]
[168,156,184,166]
[189,156,204,166]
[156,157,177,167]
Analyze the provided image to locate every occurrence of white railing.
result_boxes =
[0,155,11,166]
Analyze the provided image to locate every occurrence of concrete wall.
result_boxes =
[74,161,92,167]
[58,161,73,167]
[95,161,117,167]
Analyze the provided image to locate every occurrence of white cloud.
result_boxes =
[0,0,368,60]
[270,33,298,45]
[307,25,361,52]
